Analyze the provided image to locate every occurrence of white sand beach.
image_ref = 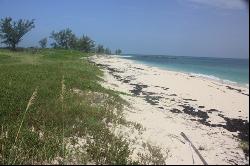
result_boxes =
[89,55,249,165]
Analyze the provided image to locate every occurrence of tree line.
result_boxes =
[0,17,122,55]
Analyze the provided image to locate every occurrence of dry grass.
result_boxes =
[15,87,38,143]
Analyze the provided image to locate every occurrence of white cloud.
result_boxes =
[187,0,247,10]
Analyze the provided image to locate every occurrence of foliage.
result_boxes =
[115,49,122,55]
[104,48,112,55]
[38,38,47,48]
[96,44,105,54]
[75,35,95,52]
[95,45,114,55]
[50,28,77,49]
[0,17,35,50]
[50,29,96,53]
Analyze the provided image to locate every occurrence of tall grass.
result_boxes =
[7,87,38,164]
[60,75,66,164]
[0,49,132,164]
[15,87,38,144]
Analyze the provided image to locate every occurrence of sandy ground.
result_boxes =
[89,55,249,165]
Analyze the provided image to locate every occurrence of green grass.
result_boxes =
[0,48,132,164]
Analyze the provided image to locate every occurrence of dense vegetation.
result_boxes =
[0,17,122,55]
[38,38,47,49]
[49,28,112,54]
[0,49,132,164]
[0,17,35,50]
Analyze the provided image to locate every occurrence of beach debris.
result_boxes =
[183,98,197,101]
[225,85,249,96]
[122,79,130,83]
[144,95,163,105]
[170,108,182,113]
[207,109,220,113]
[218,114,249,143]
[180,132,208,165]
[162,87,169,90]
[226,85,242,93]
[178,106,249,149]
[134,67,144,70]
[129,83,148,96]
[180,105,209,123]
[95,63,110,68]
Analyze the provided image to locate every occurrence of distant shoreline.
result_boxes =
[121,53,249,60]
[116,54,249,88]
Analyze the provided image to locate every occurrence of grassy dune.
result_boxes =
[0,49,132,164]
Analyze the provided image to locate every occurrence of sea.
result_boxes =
[120,54,249,88]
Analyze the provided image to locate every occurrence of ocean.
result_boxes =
[120,54,249,87]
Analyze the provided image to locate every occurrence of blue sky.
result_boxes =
[0,0,249,58]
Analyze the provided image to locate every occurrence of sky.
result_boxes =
[0,0,249,58]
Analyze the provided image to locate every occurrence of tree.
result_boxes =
[104,48,112,55]
[39,37,47,48]
[115,49,122,55]
[96,44,105,54]
[75,35,95,52]
[50,28,77,49]
[0,17,35,50]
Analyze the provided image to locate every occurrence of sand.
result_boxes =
[89,55,249,165]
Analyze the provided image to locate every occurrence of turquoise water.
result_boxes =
[121,54,249,87]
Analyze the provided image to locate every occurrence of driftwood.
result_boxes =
[180,132,208,165]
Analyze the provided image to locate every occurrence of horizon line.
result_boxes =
[122,53,250,60]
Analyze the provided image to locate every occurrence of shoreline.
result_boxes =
[117,55,249,89]
[89,54,249,165]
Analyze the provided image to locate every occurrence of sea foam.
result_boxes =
[190,73,238,85]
